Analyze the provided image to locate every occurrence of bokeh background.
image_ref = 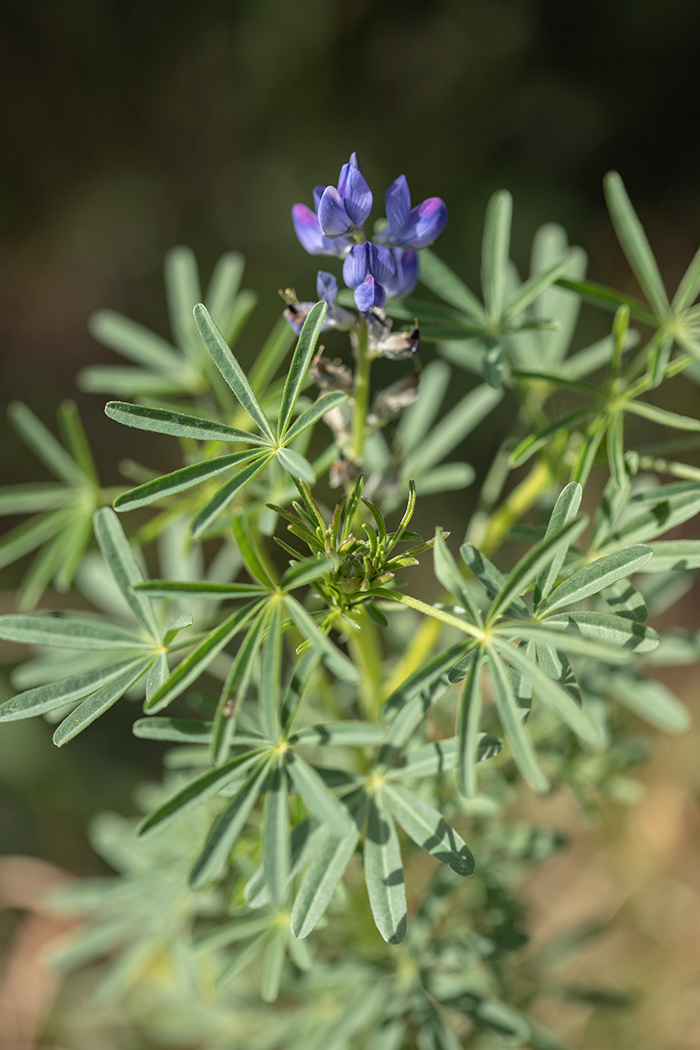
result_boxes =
[1,1,700,1046]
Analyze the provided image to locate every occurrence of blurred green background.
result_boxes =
[1,2,700,1043]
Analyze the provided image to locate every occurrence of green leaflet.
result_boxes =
[132,717,214,743]
[286,753,353,834]
[460,543,528,617]
[291,821,361,939]
[144,601,263,712]
[433,528,482,624]
[481,190,512,321]
[457,650,484,797]
[189,762,270,888]
[381,642,468,717]
[93,508,159,637]
[606,674,691,733]
[539,611,659,654]
[486,644,549,793]
[604,171,669,319]
[263,764,290,904]
[284,595,360,683]
[0,657,149,722]
[383,732,502,781]
[290,722,387,748]
[53,658,153,746]
[364,795,407,944]
[383,783,474,876]
[534,483,582,606]
[105,401,265,445]
[0,613,150,650]
[277,301,327,438]
[639,540,700,573]
[113,449,264,513]
[540,545,653,613]
[194,304,275,441]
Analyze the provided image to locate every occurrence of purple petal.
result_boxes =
[292,204,326,255]
[368,243,396,287]
[316,271,338,304]
[349,151,362,172]
[400,197,449,249]
[318,186,353,237]
[337,165,373,227]
[386,249,418,298]
[313,185,325,211]
[354,275,386,314]
[384,175,411,238]
[343,244,369,288]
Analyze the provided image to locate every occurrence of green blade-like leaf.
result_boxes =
[383,783,474,875]
[277,301,327,438]
[556,277,658,326]
[604,171,669,318]
[194,913,273,952]
[534,482,583,607]
[194,304,274,442]
[603,485,700,547]
[539,611,659,653]
[144,600,262,713]
[133,580,267,599]
[290,722,387,748]
[541,544,653,613]
[282,391,348,445]
[93,508,159,637]
[190,455,272,538]
[497,621,638,662]
[164,246,203,361]
[481,190,512,321]
[279,556,336,592]
[248,316,296,395]
[53,657,152,746]
[488,518,585,623]
[403,384,502,478]
[259,932,286,1004]
[418,249,485,321]
[0,484,71,517]
[263,764,290,905]
[606,674,691,733]
[502,255,572,325]
[601,578,648,622]
[638,540,700,573]
[189,762,270,888]
[58,401,98,485]
[493,639,598,745]
[205,251,245,328]
[364,795,407,944]
[672,245,700,313]
[105,402,265,445]
[210,611,267,764]
[132,717,213,743]
[88,309,185,377]
[231,513,273,587]
[460,543,528,618]
[509,405,598,468]
[113,450,262,513]
[486,644,549,792]
[259,601,282,739]
[284,595,360,683]
[286,753,353,834]
[276,447,315,483]
[433,529,482,625]
[138,749,265,836]
[384,733,502,781]
[290,821,360,938]
[8,402,84,485]
[395,360,450,457]
[0,657,146,722]
[0,614,150,651]
[78,365,191,396]
[624,399,700,432]
[457,650,484,797]
[381,643,467,717]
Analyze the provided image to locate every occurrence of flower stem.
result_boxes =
[346,606,385,720]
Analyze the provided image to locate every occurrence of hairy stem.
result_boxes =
[351,318,371,464]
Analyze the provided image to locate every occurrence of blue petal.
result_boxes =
[318,186,353,237]
[348,151,362,172]
[400,198,449,249]
[313,185,325,211]
[354,275,387,314]
[337,165,373,227]
[292,204,326,255]
[384,175,411,238]
[343,244,369,288]
[316,271,338,304]
[386,249,418,298]
[368,243,395,287]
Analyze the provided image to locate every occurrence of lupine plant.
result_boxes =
[1,155,700,1049]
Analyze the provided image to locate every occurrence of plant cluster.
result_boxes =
[1,156,699,1049]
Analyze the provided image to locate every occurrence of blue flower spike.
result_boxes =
[378,174,448,250]
[317,152,373,239]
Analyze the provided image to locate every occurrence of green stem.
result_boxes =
[346,606,385,720]
[351,318,371,464]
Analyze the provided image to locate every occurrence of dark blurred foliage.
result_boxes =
[1,0,700,865]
